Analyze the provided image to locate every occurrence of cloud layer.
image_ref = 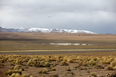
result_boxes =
[0,0,116,34]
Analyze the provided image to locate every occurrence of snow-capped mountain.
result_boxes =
[27,28,96,34]
[0,27,96,34]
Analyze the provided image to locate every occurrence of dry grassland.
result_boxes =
[0,32,116,77]
[1,52,116,77]
[0,32,116,51]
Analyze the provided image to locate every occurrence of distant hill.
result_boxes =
[0,27,96,34]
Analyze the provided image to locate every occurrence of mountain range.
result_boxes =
[0,27,96,34]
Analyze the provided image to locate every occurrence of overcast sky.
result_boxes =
[0,0,116,34]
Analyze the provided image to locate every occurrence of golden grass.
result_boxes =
[1,51,116,77]
[0,32,116,41]
[0,32,116,51]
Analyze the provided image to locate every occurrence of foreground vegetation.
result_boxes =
[1,52,116,77]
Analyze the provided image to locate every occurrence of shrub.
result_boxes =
[10,73,16,77]
[91,73,97,77]
[13,65,21,70]
[78,61,83,66]
[113,66,116,70]
[89,59,96,66]
[50,67,56,71]
[38,68,48,74]
[67,59,73,63]
[44,62,50,67]
[5,70,22,75]
[110,61,116,67]
[21,74,30,77]
[15,73,21,77]
[15,59,22,65]
[61,61,69,66]
[105,66,113,70]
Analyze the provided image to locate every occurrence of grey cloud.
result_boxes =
[0,0,116,34]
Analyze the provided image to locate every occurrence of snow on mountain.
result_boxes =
[0,26,96,34]
[28,28,50,32]
[27,28,96,34]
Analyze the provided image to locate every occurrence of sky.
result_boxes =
[0,0,116,34]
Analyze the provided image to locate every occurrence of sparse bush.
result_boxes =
[110,61,116,67]
[89,59,96,66]
[10,73,16,77]
[78,61,83,66]
[105,66,113,70]
[67,59,73,63]
[15,73,21,77]
[91,73,97,77]
[13,65,21,70]
[21,74,30,77]
[38,68,48,74]
[15,59,22,65]
[49,67,56,71]
[61,61,69,66]
[5,70,22,75]
[44,62,50,67]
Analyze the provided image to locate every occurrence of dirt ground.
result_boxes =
[0,50,116,55]
[0,61,115,77]
[1,51,116,77]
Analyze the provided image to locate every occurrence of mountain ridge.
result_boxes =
[0,27,96,34]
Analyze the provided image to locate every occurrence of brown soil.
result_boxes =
[0,50,116,55]
[1,52,116,77]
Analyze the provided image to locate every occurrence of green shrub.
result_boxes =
[91,73,97,77]
[44,62,50,67]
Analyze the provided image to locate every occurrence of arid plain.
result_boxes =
[0,32,116,77]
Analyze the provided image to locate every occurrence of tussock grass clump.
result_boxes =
[5,70,22,76]
[38,68,48,74]
[15,59,22,65]
[105,66,113,70]
[15,73,21,77]
[67,59,73,63]
[44,62,50,67]
[21,74,30,77]
[0,59,4,63]
[110,61,116,67]
[89,59,96,66]
[49,67,56,71]
[10,73,16,77]
[26,59,38,67]
[113,66,116,70]
[78,61,84,67]
[91,73,97,77]
[61,61,69,66]
[13,65,21,70]
[101,57,113,64]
